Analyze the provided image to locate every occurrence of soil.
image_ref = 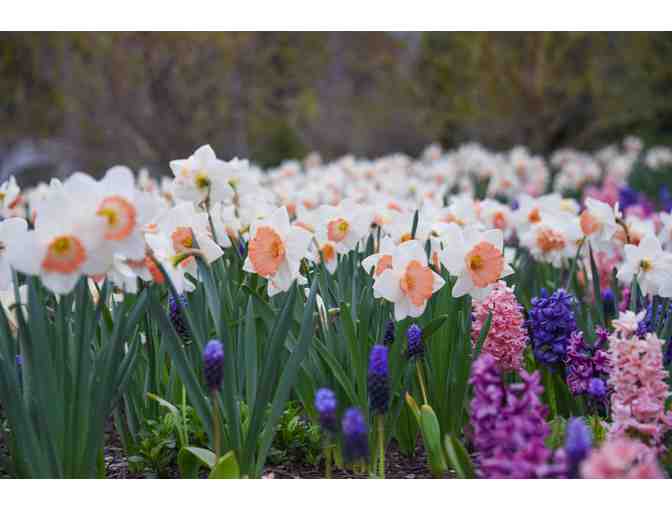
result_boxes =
[262,440,452,479]
[3,418,449,479]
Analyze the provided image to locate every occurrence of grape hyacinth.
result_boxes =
[314,388,338,433]
[581,438,664,478]
[471,281,528,371]
[342,407,369,463]
[383,320,395,346]
[469,353,566,478]
[168,293,190,342]
[588,378,607,400]
[636,300,672,339]
[564,329,610,398]
[367,345,390,414]
[202,339,224,392]
[527,288,577,366]
[608,315,672,448]
[601,288,616,317]
[564,417,592,478]
[406,324,424,359]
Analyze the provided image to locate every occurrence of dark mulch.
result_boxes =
[3,419,449,479]
[262,440,453,479]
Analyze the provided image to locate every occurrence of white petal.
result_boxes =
[373,270,403,303]
[451,273,473,298]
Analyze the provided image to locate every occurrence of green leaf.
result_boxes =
[419,404,447,476]
[421,314,449,342]
[473,311,492,358]
[181,446,216,470]
[444,435,476,479]
[146,392,179,417]
[209,450,240,479]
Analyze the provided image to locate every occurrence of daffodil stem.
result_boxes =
[416,360,429,406]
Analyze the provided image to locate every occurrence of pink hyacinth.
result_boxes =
[471,281,528,371]
[583,175,620,207]
[608,317,672,448]
[581,438,664,479]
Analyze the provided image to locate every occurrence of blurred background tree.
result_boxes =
[1,32,671,181]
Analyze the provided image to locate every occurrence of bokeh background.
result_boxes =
[1,32,671,183]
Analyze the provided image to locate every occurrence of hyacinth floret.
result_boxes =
[383,320,395,346]
[564,329,610,398]
[406,324,425,359]
[168,293,190,341]
[565,417,592,477]
[341,407,369,462]
[527,288,577,366]
[202,339,224,392]
[581,438,664,478]
[471,281,528,371]
[469,353,566,478]
[367,345,390,414]
[608,313,672,449]
[314,388,338,433]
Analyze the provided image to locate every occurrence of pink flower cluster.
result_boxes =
[608,316,672,447]
[583,175,620,207]
[471,281,528,371]
[581,438,664,478]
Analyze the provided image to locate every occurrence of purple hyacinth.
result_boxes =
[588,378,607,399]
[527,288,577,366]
[564,330,610,398]
[618,186,640,212]
[168,293,190,341]
[383,320,395,346]
[636,301,671,339]
[341,407,369,462]
[565,417,592,478]
[601,288,616,317]
[368,345,390,414]
[469,353,566,478]
[202,340,224,392]
[406,324,425,359]
[315,388,338,433]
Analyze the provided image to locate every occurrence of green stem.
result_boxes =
[181,385,188,448]
[543,368,557,420]
[377,414,385,479]
[211,390,222,463]
[416,360,429,405]
[324,445,333,479]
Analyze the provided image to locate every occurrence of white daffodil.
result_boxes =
[0,217,28,290]
[316,199,373,254]
[617,235,672,297]
[520,214,582,268]
[439,224,513,299]
[145,202,223,294]
[170,145,235,204]
[372,240,444,320]
[579,198,619,247]
[0,177,22,218]
[243,206,312,297]
[7,184,107,295]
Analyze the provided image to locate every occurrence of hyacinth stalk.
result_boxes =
[203,339,224,462]
[368,345,390,478]
[407,324,429,405]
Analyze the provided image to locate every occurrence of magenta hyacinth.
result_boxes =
[469,353,566,478]
[564,329,610,398]
[471,281,528,371]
